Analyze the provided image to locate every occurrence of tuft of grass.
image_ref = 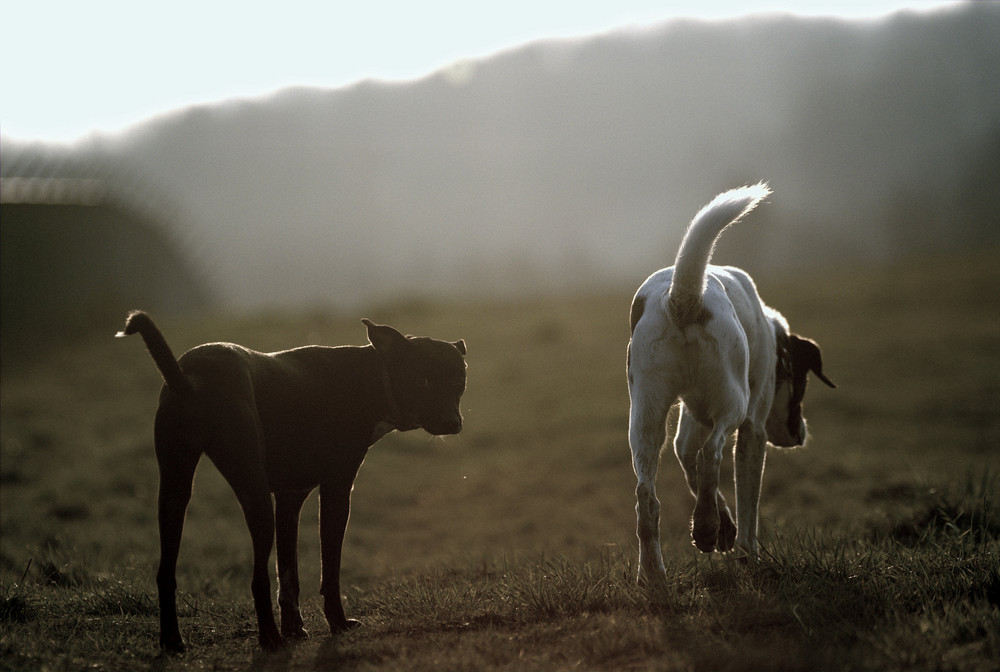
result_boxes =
[867,469,999,547]
[0,592,35,624]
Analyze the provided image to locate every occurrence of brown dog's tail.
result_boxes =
[116,310,193,394]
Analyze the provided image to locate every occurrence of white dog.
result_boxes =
[626,183,835,580]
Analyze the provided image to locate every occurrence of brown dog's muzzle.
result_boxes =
[423,410,463,436]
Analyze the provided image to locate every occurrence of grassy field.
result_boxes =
[1,252,998,671]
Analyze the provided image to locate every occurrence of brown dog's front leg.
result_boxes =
[224,474,284,651]
[318,482,360,633]
[275,489,311,639]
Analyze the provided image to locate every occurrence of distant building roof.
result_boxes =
[2,142,213,356]
[1,141,175,217]
[1,177,108,205]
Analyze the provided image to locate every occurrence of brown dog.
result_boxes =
[118,311,467,652]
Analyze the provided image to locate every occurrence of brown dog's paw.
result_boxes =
[159,632,185,655]
[329,618,361,635]
[259,630,287,652]
[281,624,309,640]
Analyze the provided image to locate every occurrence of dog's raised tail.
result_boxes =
[668,182,771,324]
[117,310,192,394]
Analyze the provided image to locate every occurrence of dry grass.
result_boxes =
[2,251,998,671]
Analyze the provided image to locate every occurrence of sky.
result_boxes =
[2,0,959,144]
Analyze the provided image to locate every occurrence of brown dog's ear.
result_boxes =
[362,319,408,355]
[789,334,836,388]
[452,340,467,356]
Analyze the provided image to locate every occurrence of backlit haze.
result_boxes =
[2,0,958,143]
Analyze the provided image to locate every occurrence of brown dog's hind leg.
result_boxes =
[154,423,201,653]
[275,489,311,639]
[239,486,284,651]
[207,414,285,652]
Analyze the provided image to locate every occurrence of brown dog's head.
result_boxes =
[363,319,467,436]
[766,332,835,447]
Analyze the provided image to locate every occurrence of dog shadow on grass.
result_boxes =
[239,646,293,672]
[313,636,368,672]
[233,636,359,672]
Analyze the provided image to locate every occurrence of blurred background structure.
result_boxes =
[1,149,211,368]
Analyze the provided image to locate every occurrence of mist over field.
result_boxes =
[3,2,999,320]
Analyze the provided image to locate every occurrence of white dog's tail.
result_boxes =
[667,183,771,324]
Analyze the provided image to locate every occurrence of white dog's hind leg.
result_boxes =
[691,423,731,553]
[675,408,737,552]
[733,421,767,558]
[628,387,671,584]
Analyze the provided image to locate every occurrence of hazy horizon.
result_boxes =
[3,2,997,321]
[2,1,961,144]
